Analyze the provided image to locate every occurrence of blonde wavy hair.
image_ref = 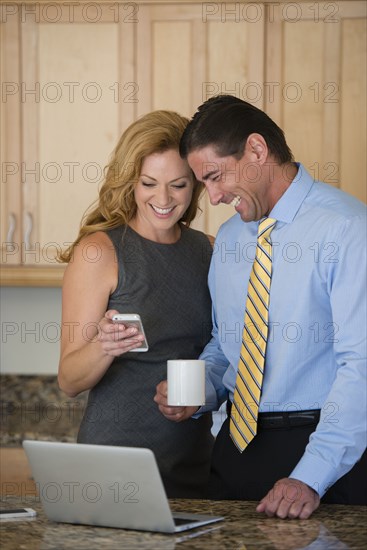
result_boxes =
[58,110,204,263]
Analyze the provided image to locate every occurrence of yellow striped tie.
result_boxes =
[230,217,276,452]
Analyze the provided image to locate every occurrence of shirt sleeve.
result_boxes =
[198,322,229,413]
[290,214,367,496]
[194,249,230,415]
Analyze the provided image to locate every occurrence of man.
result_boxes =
[154,95,367,518]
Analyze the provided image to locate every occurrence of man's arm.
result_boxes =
[257,214,367,518]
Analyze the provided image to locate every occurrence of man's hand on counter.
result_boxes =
[154,380,199,422]
[256,478,320,519]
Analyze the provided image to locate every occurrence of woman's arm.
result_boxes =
[58,231,145,397]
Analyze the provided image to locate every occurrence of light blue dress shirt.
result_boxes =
[199,163,367,497]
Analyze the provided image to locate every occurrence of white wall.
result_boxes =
[0,287,62,375]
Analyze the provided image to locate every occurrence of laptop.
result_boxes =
[23,440,224,533]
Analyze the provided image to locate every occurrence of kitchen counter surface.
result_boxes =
[1,375,87,446]
[0,496,366,549]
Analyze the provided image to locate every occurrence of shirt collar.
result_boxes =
[270,163,314,224]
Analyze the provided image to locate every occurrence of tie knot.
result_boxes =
[258,218,276,239]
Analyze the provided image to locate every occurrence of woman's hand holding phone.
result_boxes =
[97,310,148,356]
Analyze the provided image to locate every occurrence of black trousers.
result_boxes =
[208,416,367,504]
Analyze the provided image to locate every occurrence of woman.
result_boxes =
[58,111,214,498]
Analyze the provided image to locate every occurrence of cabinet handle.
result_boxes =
[24,212,33,248]
[6,213,16,243]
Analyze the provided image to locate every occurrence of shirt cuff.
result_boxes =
[192,384,221,418]
[290,452,338,497]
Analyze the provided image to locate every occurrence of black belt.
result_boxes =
[226,401,320,429]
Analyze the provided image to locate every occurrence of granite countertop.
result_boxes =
[0,496,366,549]
[1,375,87,445]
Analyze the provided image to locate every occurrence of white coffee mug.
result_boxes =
[167,359,206,406]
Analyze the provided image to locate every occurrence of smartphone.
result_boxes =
[112,313,149,352]
[0,508,37,520]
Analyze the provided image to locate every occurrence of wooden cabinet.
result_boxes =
[1,2,136,284]
[1,1,366,286]
[265,1,366,200]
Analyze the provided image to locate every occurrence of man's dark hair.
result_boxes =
[180,95,293,164]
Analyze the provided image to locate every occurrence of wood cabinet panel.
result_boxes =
[36,22,119,252]
[282,21,324,170]
[340,17,367,201]
[1,15,22,265]
[152,21,192,115]
[22,19,121,265]
[265,1,366,199]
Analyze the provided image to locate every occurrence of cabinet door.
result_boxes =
[1,13,22,265]
[136,3,265,235]
[265,0,366,202]
[1,2,136,279]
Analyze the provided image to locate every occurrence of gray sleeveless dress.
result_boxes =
[77,224,214,498]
